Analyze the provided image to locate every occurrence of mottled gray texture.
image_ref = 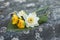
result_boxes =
[0,0,60,40]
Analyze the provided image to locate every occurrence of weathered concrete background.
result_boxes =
[0,0,60,40]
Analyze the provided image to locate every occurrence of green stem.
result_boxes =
[35,6,49,13]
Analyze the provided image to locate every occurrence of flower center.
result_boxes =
[27,17,34,23]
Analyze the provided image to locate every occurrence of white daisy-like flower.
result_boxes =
[17,10,27,19]
[25,12,39,27]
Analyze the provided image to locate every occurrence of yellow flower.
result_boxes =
[17,19,25,29]
[12,14,18,24]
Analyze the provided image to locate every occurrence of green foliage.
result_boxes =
[35,6,49,13]
[37,6,49,24]
[7,21,36,32]
[38,15,48,24]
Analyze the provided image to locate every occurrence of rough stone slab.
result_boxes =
[0,0,60,40]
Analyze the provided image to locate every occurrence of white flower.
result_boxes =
[25,12,39,27]
[17,10,27,19]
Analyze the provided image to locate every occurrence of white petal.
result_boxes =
[36,17,39,21]
[17,13,21,18]
[32,12,37,16]
[23,14,28,19]
[35,23,39,26]
[26,25,30,28]
[30,26,34,27]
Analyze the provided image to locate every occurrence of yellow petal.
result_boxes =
[12,14,18,24]
[17,19,25,29]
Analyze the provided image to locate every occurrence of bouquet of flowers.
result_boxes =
[7,6,49,32]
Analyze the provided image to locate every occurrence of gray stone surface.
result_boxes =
[0,0,60,40]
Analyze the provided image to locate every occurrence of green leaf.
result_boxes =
[35,6,49,13]
[7,21,18,30]
[7,21,36,32]
[38,15,48,24]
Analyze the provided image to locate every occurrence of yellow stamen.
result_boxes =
[27,17,34,23]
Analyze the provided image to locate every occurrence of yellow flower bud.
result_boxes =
[12,14,18,24]
[17,19,25,29]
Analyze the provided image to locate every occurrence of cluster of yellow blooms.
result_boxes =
[12,13,25,29]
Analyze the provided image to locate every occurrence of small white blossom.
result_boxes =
[25,12,39,27]
[17,10,27,19]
